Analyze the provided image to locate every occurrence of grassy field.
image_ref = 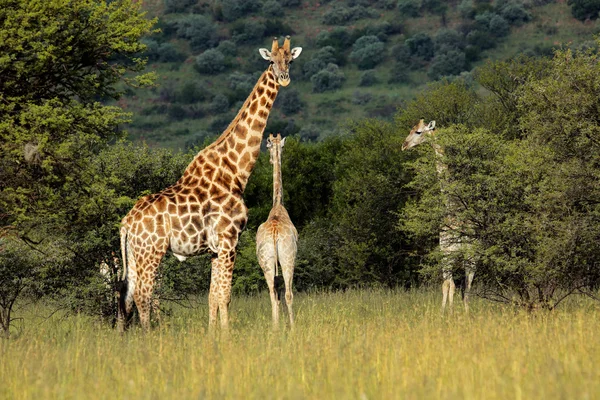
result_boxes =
[1,289,599,399]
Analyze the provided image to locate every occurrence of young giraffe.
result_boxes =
[402,119,476,312]
[256,134,298,328]
[118,37,302,332]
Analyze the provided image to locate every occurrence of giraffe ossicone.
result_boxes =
[256,133,298,328]
[117,37,302,332]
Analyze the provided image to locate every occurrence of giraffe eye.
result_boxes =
[416,130,423,134]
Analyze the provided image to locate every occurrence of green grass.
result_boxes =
[2,289,599,399]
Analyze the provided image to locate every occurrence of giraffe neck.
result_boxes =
[431,143,447,176]
[272,148,283,207]
[182,67,280,190]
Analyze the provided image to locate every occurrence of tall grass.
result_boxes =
[1,289,599,399]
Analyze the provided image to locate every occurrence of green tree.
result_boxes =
[350,35,386,70]
[0,0,156,328]
[568,0,600,20]
[194,49,226,75]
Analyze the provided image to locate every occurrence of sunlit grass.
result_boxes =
[2,289,599,399]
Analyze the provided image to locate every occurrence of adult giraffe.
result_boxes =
[256,134,297,328]
[117,37,302,332]
[402,119,475,312]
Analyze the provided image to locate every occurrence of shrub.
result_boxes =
[365,22,394,42]
[231,19,266,44]
[397,0,421,17]
[322,5,375,25]
[311,64,346,93]
[279,0,301,6]
[428,50,466,79]
[262,0,284,17]
[275,88,304,115]
[157,43,187,62]
[316,27,353,50]
[176,82,210,104]
[568,0,600,20]
[165,0,196,13]
[388,62,411,83]
[168,104,187,120]
[392,43,412,65]
[221,0,262,22]
[458,0,476,18]
[499,2,532,25]
[350,35,386,70]
[209,93,230,114]
[406,33,434,60]
[434,29,465,53]
[359,70,379,86]
[489,14,510,37]
[217,40,237,56]
[174,15,219,51]
[303,46,338,79]
[228,72,256,101]
[194,49,226,75]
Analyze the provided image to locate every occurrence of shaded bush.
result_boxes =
[262,0,284,17]
[359,70,379,86]
[231,19,266,44]
[499,2,532,25]
[165,0,196,13]
[221,0,262,22]
[303,46,338,78]
[398,0,421,17]
[176,82,210,104]
[388,62,411,84]
[406,33,434,60]
[350,35,386,70]
[428,50,466,79]
[157,43,187,62]
[275,88,304,115]
[217,40,237,56]
[194,49,226,74]
[316,27,354,50]
[322,5,376,25]
[228,72,256,101]
[568,0,600,20]
[434,29,465,53]
[311,64,346,93]
[209,93,230,114]
[173,15,219,51]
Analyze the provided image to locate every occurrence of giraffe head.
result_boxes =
[402,119,436,151]
[259,36,302,87]
[266,133,285,164]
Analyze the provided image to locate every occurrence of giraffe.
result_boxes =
[256,134,298,328]
[402,119,476,312]
[117,37,302,332]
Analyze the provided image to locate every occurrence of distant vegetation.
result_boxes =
[119,0,598,148]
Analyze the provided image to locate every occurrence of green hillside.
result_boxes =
[120,0,599,148]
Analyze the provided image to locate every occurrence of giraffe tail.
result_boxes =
[273,234,284,301]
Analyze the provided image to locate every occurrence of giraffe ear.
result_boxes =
[259,48,271,60]
[427,121,436,130]
[290,47,302,59]
[281,137,286,147]
[266,138,272,148]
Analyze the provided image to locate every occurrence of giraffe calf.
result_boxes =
[256,134,298,328]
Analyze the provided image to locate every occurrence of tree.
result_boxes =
[397,0,421,17]
[0,0,156,328]
[194,49,226,75]
[568,0,600,20]
[406,33,435,61]
[350,35,386,70]
[311,64,346,93]
[275,88,305,115]
[173,15,219,51]
[303,46,339,79]
[428,50,467,79]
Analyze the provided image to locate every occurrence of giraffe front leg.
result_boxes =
[209,246,236,331]
[463,264,475,314]
[208,256,220,331]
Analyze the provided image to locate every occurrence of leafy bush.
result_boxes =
[176,82,210,104]
[364,22,395,42]
[392,43,412,65]
[275,88,304,115]
[221,0,262,22]
[262,0,284,17]
[397,0,421,17]
[434,29,465,53]
[406,33,434,60]
[208,93,230,114]
[217,40,237,56]
[359,70,379,86]
[568,0,600,20]
[322,5,376,25]
[303,46,338,78]
[428,50,467,79]
[228,72,256,101]
[165,0,196,13]
[499,2,532,25]
[157,43,187,62]
[194,49,226,75]
[316,27,354,50]
[231,19,266,44]
[458,0,476,18]
[173,15,219,51]
[489,14,510,37]
[388,62,411,84]
[279,0,301,6]
[350,35,386,70]
[421,0,448,15]
[311,64,346,93]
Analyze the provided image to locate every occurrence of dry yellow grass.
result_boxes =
[1,289,599,399]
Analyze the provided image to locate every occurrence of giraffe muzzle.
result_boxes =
[278,73,290,86]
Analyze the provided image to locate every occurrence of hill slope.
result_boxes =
[118,0,599,148]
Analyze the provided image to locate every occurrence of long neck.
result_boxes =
[182,67,280,190]
[272,150,283,207]
[431,142,447,177]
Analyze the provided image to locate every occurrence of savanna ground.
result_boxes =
[1,289,599,399]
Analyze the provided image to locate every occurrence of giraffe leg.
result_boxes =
[117,249,137,333]
[264,265,279,329]
[208,257,219,331]
[463,265,475,314]
[442,270,455,313]
[282,268,294,328]
[132,255,162,331]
